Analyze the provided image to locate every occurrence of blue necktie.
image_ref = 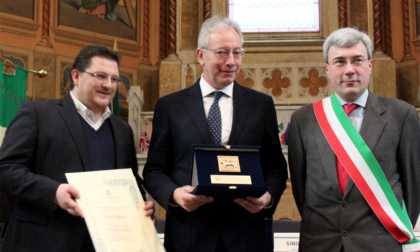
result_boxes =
[208,92,222,144]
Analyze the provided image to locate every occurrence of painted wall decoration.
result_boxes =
[54,0,141,55]
[58,0,138,40]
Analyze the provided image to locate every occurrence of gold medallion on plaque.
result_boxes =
[217,156,241,172]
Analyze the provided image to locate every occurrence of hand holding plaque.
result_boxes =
[191,145,267,200]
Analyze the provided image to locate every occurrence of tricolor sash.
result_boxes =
[314,94,420,252]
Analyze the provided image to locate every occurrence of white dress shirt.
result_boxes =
[199,77,233,145]
[336,89,368,132]
[70,91,111,131]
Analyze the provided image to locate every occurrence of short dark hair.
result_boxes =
[70,45,120,89]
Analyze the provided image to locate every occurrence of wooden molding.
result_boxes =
[0,13,39,37]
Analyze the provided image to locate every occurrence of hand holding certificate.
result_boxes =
[66,169,165,252]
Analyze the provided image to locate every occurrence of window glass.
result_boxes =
[228,0,319,33]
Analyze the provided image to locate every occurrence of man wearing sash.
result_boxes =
[288,27,420,251]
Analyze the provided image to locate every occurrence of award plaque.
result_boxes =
[191,145,267,200]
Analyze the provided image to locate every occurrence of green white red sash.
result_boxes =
[314,94,420,251]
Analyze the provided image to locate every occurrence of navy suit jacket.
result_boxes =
[0,94,141,252]
[288,92,420,252]
[143,80,288,252]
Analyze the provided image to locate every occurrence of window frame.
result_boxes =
[212,0,338,52]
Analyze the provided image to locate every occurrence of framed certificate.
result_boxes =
[66,169,165,252]
[191,145,267,200]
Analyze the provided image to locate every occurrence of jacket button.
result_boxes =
[342,201,348,207]
[342,231,349,237]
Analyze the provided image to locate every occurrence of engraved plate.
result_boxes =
[210,175,252,185]
[217,155,241,172]
[274,232,300,252]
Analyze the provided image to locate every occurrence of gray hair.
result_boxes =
[197,16,243,48]
[323,27,373,63]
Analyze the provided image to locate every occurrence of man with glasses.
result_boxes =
[0,45,154,252]
[143,16,288,252]
[288,27,420,251]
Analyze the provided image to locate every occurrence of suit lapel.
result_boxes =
[183,81,213,144]
[358,92,387,151]
[228,83,248,144]
[109,115,123,167]
[57,94,90,171]
[345,92,387,194]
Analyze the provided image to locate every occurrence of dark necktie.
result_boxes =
[208,92,223,144]
[337,103,358,194]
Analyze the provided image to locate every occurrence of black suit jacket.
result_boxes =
[143,80,288,252]
[0,94,141,252]
[288,92,420,252]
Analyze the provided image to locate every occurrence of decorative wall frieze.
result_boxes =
[179,62,332,105]
[236,68,255,89]
[262,68,292,98]
[298,68,328,98]
[234,62,332,105]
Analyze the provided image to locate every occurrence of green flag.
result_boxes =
[0,62,28,143]
[111,87,120,117]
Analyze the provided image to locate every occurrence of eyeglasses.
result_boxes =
[329,57,368,69]
[201,47,246,59]
[80,71,121,84]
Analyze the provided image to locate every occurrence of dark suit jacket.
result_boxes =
[0,94,141,252]
[143,80,288,252]
[288,91,420,252]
